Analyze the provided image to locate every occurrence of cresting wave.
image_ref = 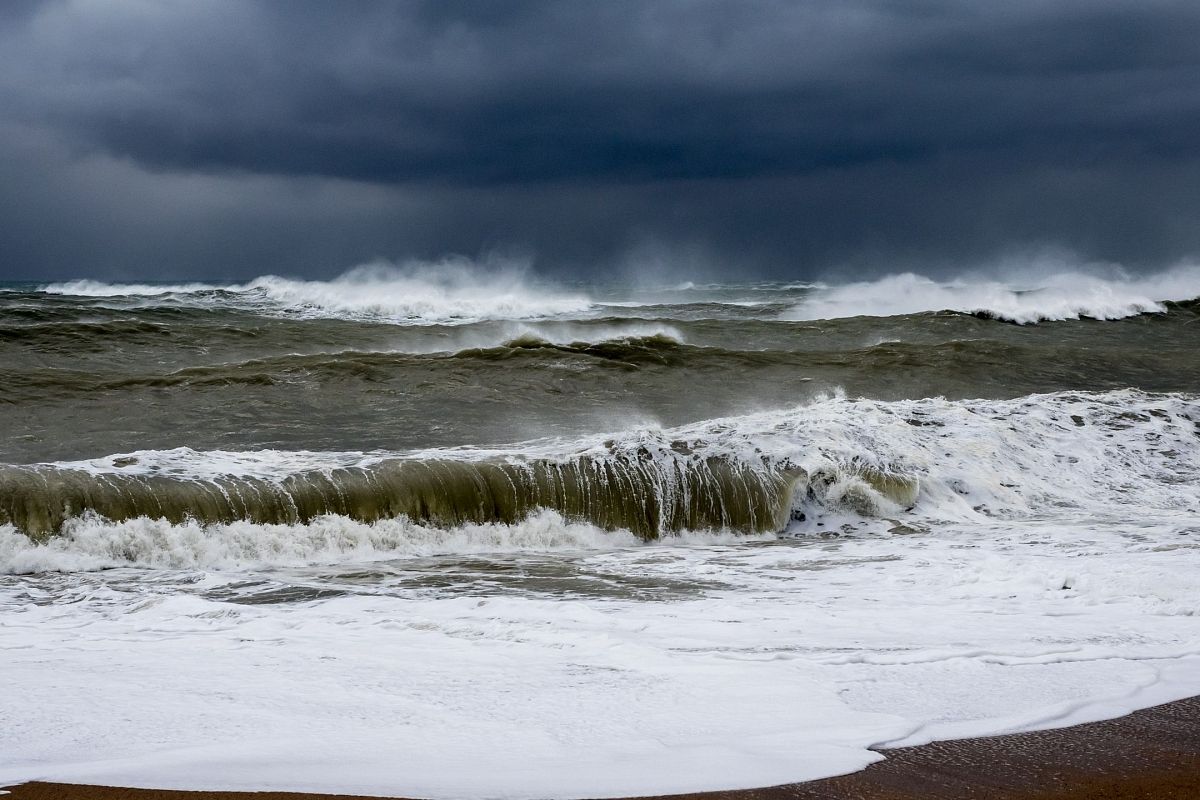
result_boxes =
[783,265,1200,323]
[2,390,1197,572]
[29,260,1200,327]
[0,452,805,542]
[41,259,593,323]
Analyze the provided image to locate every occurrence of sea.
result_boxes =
[2,264,1199,798]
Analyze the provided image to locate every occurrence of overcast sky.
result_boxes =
[2,0,1199,281]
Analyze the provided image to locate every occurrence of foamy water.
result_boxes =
[43,259,594,324]
[36,261,1200,326]
[2,517,1198,797]
[783,266,1200,323]
[4,263,1200,797]
[2,391,1199,796]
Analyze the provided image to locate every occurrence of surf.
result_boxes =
[2,390,1196,572]
[41,258,594,324]
[782,265,1200,323]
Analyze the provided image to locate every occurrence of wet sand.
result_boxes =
[5,695,1199,800]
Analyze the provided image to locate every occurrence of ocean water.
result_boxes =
[2,264,1199,797]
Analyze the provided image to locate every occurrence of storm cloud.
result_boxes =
[2,0,1200,280]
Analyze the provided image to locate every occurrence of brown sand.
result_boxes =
[5,695,1200,800]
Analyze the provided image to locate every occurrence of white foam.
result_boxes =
[2,391,1199,797]
[1,520,1198,797]
[48,446,378,480]
[781,265,1200,323]
[42,262,1200,325]
[42,279,226,297]
[43,258,594,324]
[12,388,1200,559]
[0,511,643,574]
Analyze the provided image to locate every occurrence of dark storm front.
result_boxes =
[1,282,1197,465]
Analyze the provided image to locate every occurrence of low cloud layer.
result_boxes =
[2,0,1199,280]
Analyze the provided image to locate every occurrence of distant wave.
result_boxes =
[41,280,225,296]
[45,261,1200,326]
[453,322,685,353]
[43,259,594,324]
[0,329,698,399]
[457,331,689,365]
[782,266,1200,323]
[2,390,1196,570]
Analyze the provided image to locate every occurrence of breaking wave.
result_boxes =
[1,390,1197,572]
[0,451,802,543]
[0,511,652,574]
[34,260,1200,327]
[783,266,1200,323]
[42,259,593,324]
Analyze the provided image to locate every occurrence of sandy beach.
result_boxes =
[6,695,1199,800]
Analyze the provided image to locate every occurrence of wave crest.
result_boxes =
[43,258,593,324]
[782,266,1200,323]
[1,390,1196,572]
[0,450,803,543]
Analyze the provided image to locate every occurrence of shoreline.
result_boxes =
[5,695,1199,800]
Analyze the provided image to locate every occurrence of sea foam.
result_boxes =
[2,510,1198,798]
[3,390,1196,571]
[782,265,1200,323]
[2,393,1199,797]
[41,261,1200,325]
[44,259,594,324]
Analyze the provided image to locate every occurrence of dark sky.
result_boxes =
[2,0,1199,281]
